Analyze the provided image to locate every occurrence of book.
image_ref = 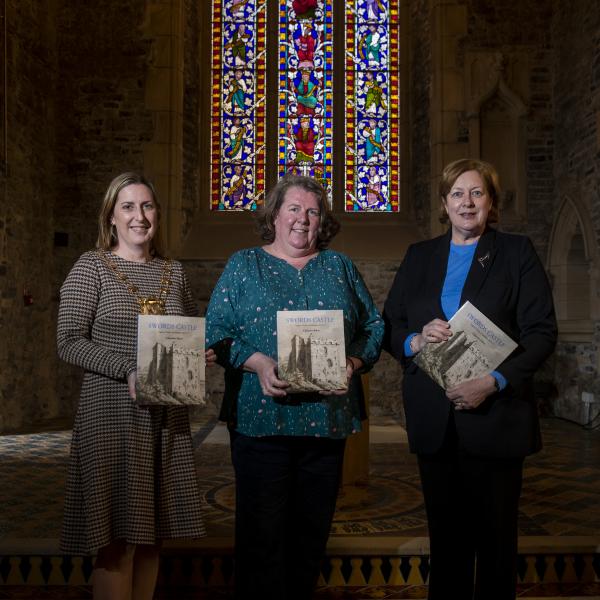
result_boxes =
[277,310,347,393]
[136,315,206,405]
[413,301,517,389]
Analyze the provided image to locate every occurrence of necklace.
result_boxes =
[97,250,173,315]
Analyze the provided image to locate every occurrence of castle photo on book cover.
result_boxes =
[136,315,206,405]
[277,310,346,393]
[414,301,517,389]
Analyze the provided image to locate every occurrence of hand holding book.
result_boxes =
[205,348,218,368]
[446,373,497,411]
[127,370,137,400]
[244,352,290,397]
[317,356,363,396]
[411,318,452,353]
[413,302,517,392]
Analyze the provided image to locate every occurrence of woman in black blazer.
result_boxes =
[383,159,557,600]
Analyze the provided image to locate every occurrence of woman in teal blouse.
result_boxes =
[206,174,383,600]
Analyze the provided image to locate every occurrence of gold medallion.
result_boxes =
[97,250,173,315]
[138,297,166,315]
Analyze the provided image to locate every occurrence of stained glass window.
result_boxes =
[210,1,401,213]
[211,0,267,211]
[345,1,400,212]
[278,0,334,200]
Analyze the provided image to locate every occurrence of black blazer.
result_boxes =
[383,228,557,458]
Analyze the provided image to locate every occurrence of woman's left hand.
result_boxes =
[446,374,496,410]
[320,356,364,396]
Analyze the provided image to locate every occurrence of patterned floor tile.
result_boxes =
[0,417,598,598]
[0,417,598,545]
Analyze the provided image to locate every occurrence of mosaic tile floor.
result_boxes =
[195,416,600,540]
[1,417,598,541]
[0,416,598,598]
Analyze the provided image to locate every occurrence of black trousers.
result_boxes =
[417,418,524,600]
[230,431,346,600]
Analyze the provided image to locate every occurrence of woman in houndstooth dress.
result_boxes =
[57,172,207,600]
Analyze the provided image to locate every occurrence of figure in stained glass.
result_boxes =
[226,69,249,114]
[360,24,382,66]
[292,115,317,164]
[286,162,328,188]
[212,0,266,211]
[223,163,252,209]
[228,0,250,19]
[363,70,387,116]
[362,117,385,162]
[292,69,320,115]
[344,0,400,212]
[279,1,332,201]
[295,22,317,68]
[225,23,252,67]
[225,116,250,160]
[365,165,387,208]
[292,0,318,19]
[364,0,385,21]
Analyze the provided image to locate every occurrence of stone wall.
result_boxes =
[463,0,555,256]
[182,0,201,238]
[1,0,158,431]
[354,260,403,419]
[54,0,151,265]
[549,0,600,425]
[52,0,154,417]
[0,0,60,431]
[410,0,432,235]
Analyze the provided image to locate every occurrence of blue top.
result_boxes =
[441,242,477,318]
[206,248,384,438]
[404,242,507,390]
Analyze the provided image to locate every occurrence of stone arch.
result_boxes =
[466,55,528,226]
[548,195,598,341]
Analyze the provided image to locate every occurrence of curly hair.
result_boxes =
[255,174,340,249]
[96,172,164,256]
[438,158,500,225]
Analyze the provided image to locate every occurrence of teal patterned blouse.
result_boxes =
[206,248,384,438]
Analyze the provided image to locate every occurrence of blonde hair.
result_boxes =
[439,158,500,224]
[96,172,164,256]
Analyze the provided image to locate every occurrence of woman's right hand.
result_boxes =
[411,318,452,353]
[127,370,137,400]
[243,352,290,398]
[205,348,218,368]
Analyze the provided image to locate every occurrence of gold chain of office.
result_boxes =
[97,250,173,315]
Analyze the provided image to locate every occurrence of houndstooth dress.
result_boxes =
[57,250,206,554]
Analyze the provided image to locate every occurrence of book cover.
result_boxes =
[413,301,517,389]
[277,310,347,393]
[136,315,206,405]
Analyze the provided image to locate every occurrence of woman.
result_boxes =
[206,174,383,600]
[383,159,557,600]
[57,172,208,600]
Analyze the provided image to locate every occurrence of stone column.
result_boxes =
[429,0,468,237]
[142,0,184,255]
